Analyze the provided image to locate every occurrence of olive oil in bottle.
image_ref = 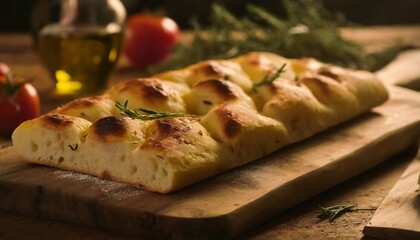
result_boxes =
[38,25,123,95]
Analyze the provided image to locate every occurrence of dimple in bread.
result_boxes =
[12,52,388,193]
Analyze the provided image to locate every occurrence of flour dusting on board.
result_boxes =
[215,164,261,189]
[53,170,146,200]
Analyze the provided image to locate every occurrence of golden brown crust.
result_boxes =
[301,75,333,96]
[234,52,296,82]
[39,114,74,130]
[141,118,194,152]
[51,95,117,122]
[90,116,128,142]
[12,51,389,193]
[191,61,229,80]
[110,78,170,104]
[194,79,238,101]
[57,96,106,109]
[237,52,277,75]
[213,105,242,139]
[184,60,253,90]
[101,170,113,180]
[317,66,341,80]
[106,78,188,113]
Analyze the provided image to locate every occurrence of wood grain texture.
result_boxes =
[363,152,420,240]
[0,86,419,239]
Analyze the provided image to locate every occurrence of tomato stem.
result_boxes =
[5,72,17,95]
[1,73,35,96]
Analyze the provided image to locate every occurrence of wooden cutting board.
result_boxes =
[363,152,420,240]
[376,49,420,90]
[0,86,419,239]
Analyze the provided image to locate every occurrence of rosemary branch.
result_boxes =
[317,204,357,221]
[252,63,287,92]
[317,204,376,222]
[147,0,402,75]
[115,100,193,120]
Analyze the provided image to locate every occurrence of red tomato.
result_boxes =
[124,14,179,69]
[0,63,40,136]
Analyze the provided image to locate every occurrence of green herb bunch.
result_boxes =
[148,0,402,75]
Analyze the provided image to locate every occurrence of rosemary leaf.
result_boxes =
[317,204,357,221]
[146,0,401,75]
[115,100,193,120]
[252,63,287,92]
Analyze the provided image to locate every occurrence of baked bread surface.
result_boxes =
[12,52,388,193]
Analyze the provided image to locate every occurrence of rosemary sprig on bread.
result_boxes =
[116,100,192,120]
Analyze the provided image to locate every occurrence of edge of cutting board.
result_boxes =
[363,151,420,240]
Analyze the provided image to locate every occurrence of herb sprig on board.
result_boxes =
[148,0,403,75]
[116,100,193,120]
[317,204,376,221]
[317,204,357,221]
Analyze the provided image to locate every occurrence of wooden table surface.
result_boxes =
[1,25,420,239]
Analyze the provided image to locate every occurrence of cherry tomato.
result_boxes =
[0,63,40,136]
[124,14,179,69]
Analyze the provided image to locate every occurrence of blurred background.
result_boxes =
[1,0,420,33]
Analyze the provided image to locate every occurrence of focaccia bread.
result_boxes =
[12,52,389,193]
